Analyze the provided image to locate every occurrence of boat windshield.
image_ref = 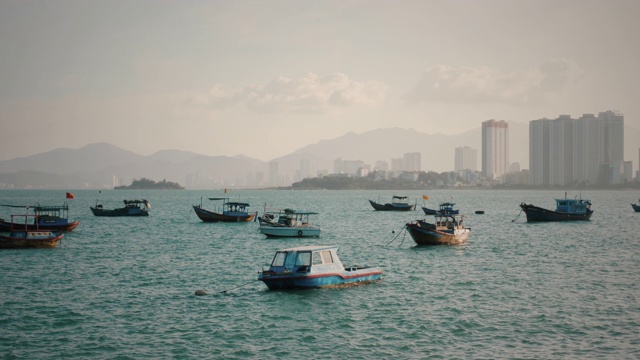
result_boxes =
[271,251,312,270]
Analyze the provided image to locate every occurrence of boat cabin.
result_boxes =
[391,196,409,205]
[265,209,317,227]
[419,214,465,231]
[555,198,591,214]
[206,197,250,215]
[265,245,344,275]
[34,204,71,225]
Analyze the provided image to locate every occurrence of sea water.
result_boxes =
[1,189,639,359]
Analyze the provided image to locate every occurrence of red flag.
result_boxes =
[66,192,75,199]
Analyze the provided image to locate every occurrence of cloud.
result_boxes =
[190,73,386,114]
[406,59,584,106]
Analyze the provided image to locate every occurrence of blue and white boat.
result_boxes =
[422,202,459,215]
[520,196,593,222]
[258,209,321,238]
[369,195,414,211]
[258,245,383,290]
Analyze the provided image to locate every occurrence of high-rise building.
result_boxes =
[269,161,279,185]
[454,146,477,171]
[529,111,624,186]
[403,152,421,172]
[481,120,509,180]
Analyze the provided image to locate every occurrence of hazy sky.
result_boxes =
[1,0,639,162]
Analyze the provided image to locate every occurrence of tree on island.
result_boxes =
[114,178,185,190]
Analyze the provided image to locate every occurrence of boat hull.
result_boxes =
[0,233,63,249]
[520,204,593,222]
[259,226,321,238]
[421,207,459,215]
[405,223,470,245]
[369,200,414,211]
[193,206,255,222]
[0,220,79,232]
[632,204,640,212]
[90,207,149,217]
[259,269,383,290]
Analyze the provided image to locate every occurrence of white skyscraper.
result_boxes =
[481,120,509,180]
[454,146,477,171]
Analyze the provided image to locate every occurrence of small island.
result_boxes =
[114,178,185,190]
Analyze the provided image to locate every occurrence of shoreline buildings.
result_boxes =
[529,111,624,186]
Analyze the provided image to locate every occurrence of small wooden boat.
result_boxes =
[193,197,256,222]
[422,202,459,215]
[0,215,64,249]
[0,203,79,232]
[91,199,150,217]
[520,196,593,222]
[369,195,414,211]
[258,209,320,237]
[258,245,383,290]
[405,214,471,245]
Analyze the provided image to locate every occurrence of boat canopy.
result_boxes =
[392,195,408,200]
[207,197,250,207]
[123,199,149,205]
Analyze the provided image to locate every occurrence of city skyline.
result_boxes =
[529,111,625,186]
[1,1,639,163]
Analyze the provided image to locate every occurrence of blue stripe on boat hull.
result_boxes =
[259,272,382,290]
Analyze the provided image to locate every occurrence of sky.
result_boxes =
[1,0,639,162]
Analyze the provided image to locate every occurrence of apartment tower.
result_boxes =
[481,120,509,180]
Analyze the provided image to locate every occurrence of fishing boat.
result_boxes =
[91,199,150,217]
[258,245,383,290]
[0,214,64,249]
[258,209,320,237]
[193,197,256,222]
[519,196,593,222]
[405,214,471,245]
[422,202,459,215]
[0,203,79,232]
[632,200,640,212]
[369,195,414,211]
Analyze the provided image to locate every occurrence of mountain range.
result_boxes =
[0,123,638,189]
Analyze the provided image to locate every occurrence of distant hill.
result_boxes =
[0,124,637,189]
[271,122,530,176]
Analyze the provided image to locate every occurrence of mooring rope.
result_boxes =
[512,209,523,222]
[385,225,407,246]
[220,279,256,294]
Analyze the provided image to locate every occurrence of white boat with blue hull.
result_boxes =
[258,245,383,290]
[258,209,321,238]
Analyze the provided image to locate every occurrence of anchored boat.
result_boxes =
[0,203,79,232]
[422,202,459,215]
[258,245,383,290]
[405,214,471,245]
[193,197,256,222]
[258,209,320,237]
[369,195,414,211]
[91,199,151,217]
[520,196,593,222]
[0,214,64,249]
